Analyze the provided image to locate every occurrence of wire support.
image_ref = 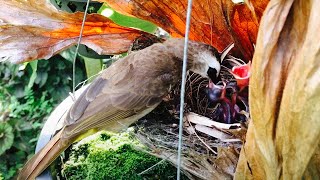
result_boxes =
[177,0,194,179]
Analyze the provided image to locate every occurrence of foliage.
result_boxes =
[0,57,85,179]
[0,122,14,155]
[0,85,54,179]
[50,0,101,13]
[62,131,186,180]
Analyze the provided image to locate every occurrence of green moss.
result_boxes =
[62,130,187,180]
[99,133,111,141]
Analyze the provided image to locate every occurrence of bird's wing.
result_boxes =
[62,58,171,138]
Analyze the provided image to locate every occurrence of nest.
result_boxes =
[133,59,249,179]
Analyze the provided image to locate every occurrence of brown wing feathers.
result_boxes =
[66,77,108,124]
[18,40,183,179]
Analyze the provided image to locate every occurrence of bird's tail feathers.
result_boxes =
[18,130,72,180]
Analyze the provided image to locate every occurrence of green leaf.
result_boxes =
[60,47,76,62]
[27,61,38,89]
[0,122,14,155]
[98,4,157,33]
[34,71,48,87]
[82,56,102,83]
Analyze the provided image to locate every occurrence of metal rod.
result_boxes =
[72,0,91,98]
[177,0,193,179]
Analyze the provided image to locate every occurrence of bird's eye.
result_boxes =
[207,67,218,83]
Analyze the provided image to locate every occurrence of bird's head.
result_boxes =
[163,38,234,83]
[187,42,234,83]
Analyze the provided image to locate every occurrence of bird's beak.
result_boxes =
[220,43,234,62]
[207,67,218,83]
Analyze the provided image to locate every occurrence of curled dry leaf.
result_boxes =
[214,147,240,178]
[186,112,243,143]
[0,0,152,63]
[235,0,320,179]
[101,0,269,61]
[186,112,241,129]
[194,124,240,142]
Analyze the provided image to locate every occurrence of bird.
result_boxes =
[18,38,233,180]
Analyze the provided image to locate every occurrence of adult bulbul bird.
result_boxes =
[18,38,233,179]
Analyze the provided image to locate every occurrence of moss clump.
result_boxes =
[62,130,185,180]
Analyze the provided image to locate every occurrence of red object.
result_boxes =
[231,61,251,89]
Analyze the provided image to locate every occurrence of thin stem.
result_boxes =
[72,0,91,99]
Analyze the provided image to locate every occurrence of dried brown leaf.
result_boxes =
[235,0,320,179]
[101,0,269,61]
[187,112,241,129]
[0,0,151,63]
[213,147,240,179]
[195,124,235,141]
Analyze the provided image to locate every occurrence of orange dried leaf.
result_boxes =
[0,0,150,63]
[101,0,269,61]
